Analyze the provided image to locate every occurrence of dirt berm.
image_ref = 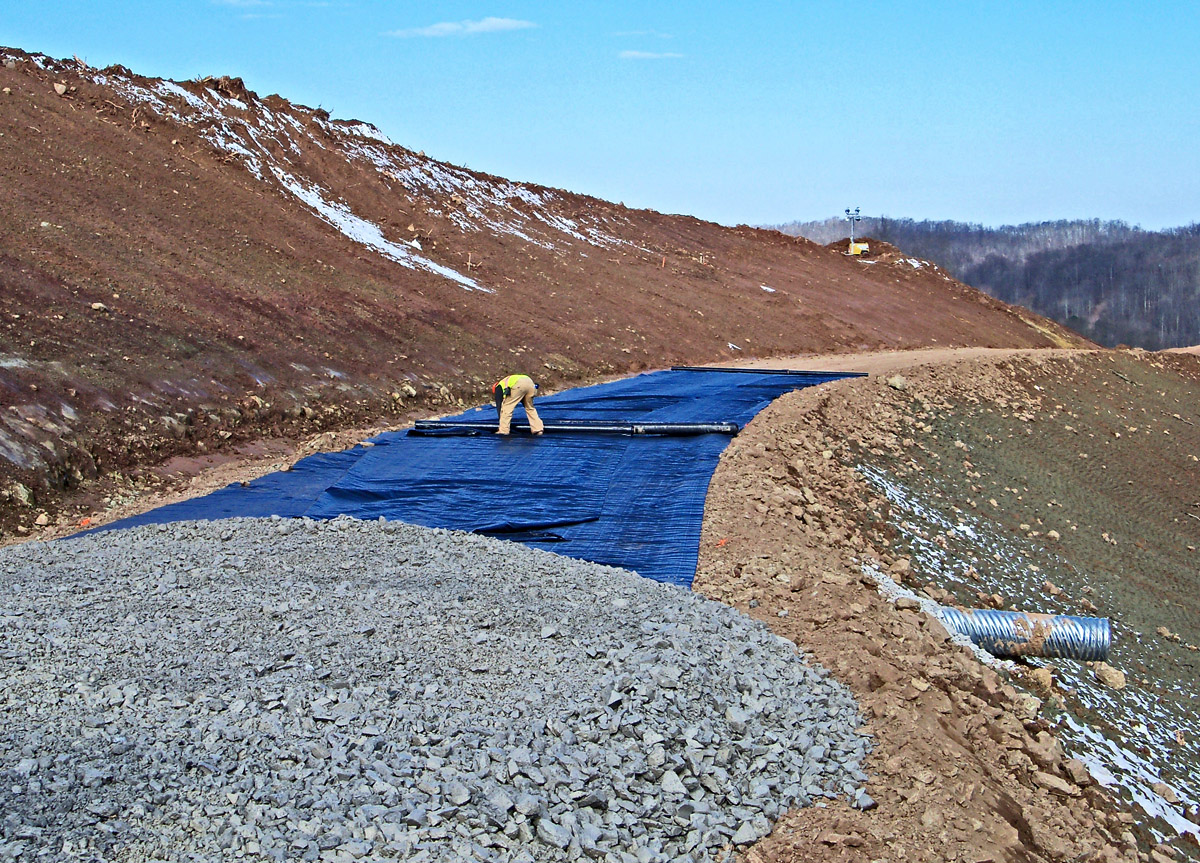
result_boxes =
[696,347,1200,863]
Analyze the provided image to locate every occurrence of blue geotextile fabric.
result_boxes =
[91,368,858,586]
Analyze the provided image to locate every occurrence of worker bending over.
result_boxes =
[492,374,544,435]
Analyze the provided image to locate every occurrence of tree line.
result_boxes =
[775,216,1200,349]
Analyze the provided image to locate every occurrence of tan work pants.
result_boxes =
[498,376,543,434]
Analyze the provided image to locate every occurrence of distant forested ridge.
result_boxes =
[775,217,1200,349]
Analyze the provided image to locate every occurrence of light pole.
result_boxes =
[844,207,862,244]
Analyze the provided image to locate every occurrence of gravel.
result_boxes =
[0,516,870,862]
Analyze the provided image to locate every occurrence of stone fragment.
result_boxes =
[1027,666,1054,696]
[1015,693,1042,720]
[445,781,471,805]
[1063,759,1092,787]
[11,482,33,506]
[477,791,513,828]
[1092,662,1126,690]
[536,818,571,848]
[81,766,110,787]
[1033,770,1078,797]
[731,821,758,845]
[1152,782,1180,805]
[852,789,876,810]
[660,770,687,795]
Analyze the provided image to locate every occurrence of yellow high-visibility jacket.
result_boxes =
[493,374,532,396]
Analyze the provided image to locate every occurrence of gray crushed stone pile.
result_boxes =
[0,516,870,862]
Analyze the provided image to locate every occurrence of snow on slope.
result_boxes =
[20,52,637,291]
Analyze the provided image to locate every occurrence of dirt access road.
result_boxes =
[722,345,1085,375]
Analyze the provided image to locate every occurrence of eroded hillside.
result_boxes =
[0,47,1086,536]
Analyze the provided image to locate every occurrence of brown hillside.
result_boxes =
[0,47,1088,535]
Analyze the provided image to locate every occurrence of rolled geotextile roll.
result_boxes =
[938,608,1111,661]
[411,420,740,436]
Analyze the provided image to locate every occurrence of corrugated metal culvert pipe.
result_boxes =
[938,608,1111,661]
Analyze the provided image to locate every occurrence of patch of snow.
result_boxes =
[155,80,209,112]
[327,120,393,145]
[205,88,247,111]
[337,141,629,251]
[0,356,31,370]
[270,167,489,292]
[83,62,641,288]
[727,343,741,351]
[760,285,776,293]
[1062,715,1197,839]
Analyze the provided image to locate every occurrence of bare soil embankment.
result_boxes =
[0,46,1087,539]
[696,347,1200,863]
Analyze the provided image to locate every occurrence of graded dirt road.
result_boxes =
[716,345,1086,375]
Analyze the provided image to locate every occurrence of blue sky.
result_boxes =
[4,1,1198,229]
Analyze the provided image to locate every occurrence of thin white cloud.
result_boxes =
[619,50,683,59]
[387,17,536,38]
